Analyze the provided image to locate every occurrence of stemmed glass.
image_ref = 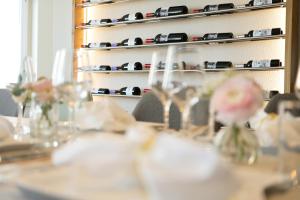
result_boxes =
[163,46,204,132]
[52,49,92,135]
[295,66,300,99]
[148,51,171,129]
[11,57,37,140]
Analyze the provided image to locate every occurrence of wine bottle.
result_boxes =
[94,65,112,71]
[86,42,111,48]
[92,88,110,94]
[147,6,188,18]
[117,12,143,22]
[116,37,143,46]
[114,62,143,71]
[245,28,283,37]
[148,33,188,44]
[247,0,283,6]
[116,87,141,96]
[243,59,282,68]
[203,3,235,12]
[202,33,234,40]
[204,61,233,69]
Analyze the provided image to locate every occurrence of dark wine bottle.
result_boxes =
[244,59,282,68]
[115,62,143,71]
[204,61,233,69]
[152,33,188,44]
[247,0,283,6]
[203,3,235,12]
[245,28,283,37]
[92,88,110,94]
[147,6,188,18]
[116,87,141,96]
[94,65,111,71]
[116,38,143,46]
[202,33,234,40]
[118,12,143,22]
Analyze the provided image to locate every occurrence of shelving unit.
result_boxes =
[76,3,286,29]
[78,67,285,73]
[74,0,289,112]
[81,35,285,51]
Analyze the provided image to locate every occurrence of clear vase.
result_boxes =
[215,124,259,165]
[30,99,59,147]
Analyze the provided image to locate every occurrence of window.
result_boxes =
[0,0,24,88]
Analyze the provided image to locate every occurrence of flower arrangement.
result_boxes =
[211,75,264,164]
[27,78,56,126]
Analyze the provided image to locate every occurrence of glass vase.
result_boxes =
[30,98,59,147]
[215,124,259,165]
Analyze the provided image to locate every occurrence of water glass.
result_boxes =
[279,100,300,184]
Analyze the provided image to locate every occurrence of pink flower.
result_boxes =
[210,75,264,125]
[30,79,54,103]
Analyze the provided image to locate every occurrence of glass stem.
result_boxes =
[68,104,76,134]
[181,106,190,130]
[16,103,24,132]
[163,100,171,130]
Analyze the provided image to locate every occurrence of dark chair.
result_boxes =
[265,93,298,114]
[132,92,209,130]
[0,89,18,117]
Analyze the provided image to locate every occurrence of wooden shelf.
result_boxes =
[80,34,285,51]
[78,66,285,73]
[76,3,286,29]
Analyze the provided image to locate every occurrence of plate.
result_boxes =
[17,165,147,200]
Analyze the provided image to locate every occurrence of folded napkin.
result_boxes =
[0,117,14,140]
[139,134,237,200]
[75,99,136,132]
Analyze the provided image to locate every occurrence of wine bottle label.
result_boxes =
[89,43,99,48]
[208,5,218,12]
[159,35,168,42]
[127,62,135,71]
[206,62,217,69]
[128,14,136,21]
[252,60,272,68]
[159,8,169,17]
[207,34,218,40]
[125,87,133,96]
[128,39,135,46]
[253,0,272,6]
[253,29,272,37]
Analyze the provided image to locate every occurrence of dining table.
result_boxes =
[0,116,299,200]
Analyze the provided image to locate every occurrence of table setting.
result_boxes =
[0,46,299,200]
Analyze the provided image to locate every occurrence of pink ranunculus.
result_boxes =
[31,79,53,93]
[30,79,54,103]
[210,75,264,125]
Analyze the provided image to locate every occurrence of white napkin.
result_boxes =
[139,134,238,200]
[0,117,14,140]
[75,99,136,132]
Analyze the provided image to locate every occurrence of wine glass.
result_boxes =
[295,65,300,99]
[12,56,37,140]
[52,49,92,135]
[163,46,204,133]
[148,50,171,129]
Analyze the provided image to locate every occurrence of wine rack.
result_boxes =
[79,66,285,73]
[76,2,286,29]
[74,0,288,112]
[82,35,285,51]
[76,0,134,8]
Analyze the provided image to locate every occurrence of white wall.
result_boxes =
[31,0,73,78]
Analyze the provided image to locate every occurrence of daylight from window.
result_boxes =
[0,0,22,88]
